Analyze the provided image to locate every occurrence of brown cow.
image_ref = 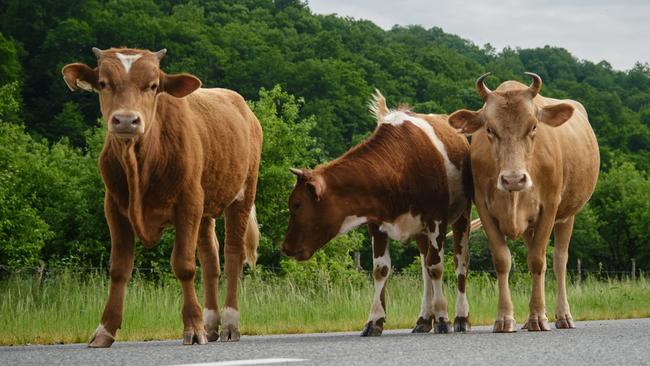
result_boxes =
[62,47,262,347]
[448,73,599,332]
[282,91,473,336]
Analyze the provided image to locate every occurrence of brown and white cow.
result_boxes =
[449,73,599,332]
[62,47,262,346]
[282,91,473,336]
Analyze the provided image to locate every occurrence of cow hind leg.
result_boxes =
[553,216,576,329]
[197,217,221,341]
[361,224,390,337]
[220,183,258,342]
[451,209,471,332]
[428,220,451,333]
[412,235,434,333]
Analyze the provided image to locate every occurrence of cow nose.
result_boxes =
[500,172,528,191]
[111,113,141,133]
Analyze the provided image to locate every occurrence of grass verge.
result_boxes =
[1,271,648,345]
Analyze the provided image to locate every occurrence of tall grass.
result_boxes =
[1,271,648,345]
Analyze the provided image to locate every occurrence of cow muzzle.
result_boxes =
[109,112,144,137]
[498,170,532,192]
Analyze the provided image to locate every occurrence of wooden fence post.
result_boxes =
[354,251,362,272]
[577,258,582,285]
[631,258,636,280]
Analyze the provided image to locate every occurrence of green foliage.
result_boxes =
[0,32,20,84]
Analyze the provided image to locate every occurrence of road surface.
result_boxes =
[1,318,649,366]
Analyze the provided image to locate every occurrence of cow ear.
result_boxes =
[161,73,201,98]
[538,103,574,127]
[306,175,326,201]
[448,109,484,134]
[62,63,99,92]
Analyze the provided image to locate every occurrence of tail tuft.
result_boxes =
[243,205,259,268]
[368,89,389,122]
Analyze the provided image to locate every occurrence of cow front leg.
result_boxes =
[451,209,471,332]
[412,235,434,333]
[361,224,390,337]
[553,216,576,329]
[172,199,207,345]
[89,196,135,348]
[522,206,557,332]
[197,217,221,341]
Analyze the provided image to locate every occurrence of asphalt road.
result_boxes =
[2,318,649,366]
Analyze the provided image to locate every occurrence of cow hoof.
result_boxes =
[412,316,433,333]
[183,329,208,345]
[361,319,384,337]
[493,318,517,333]
[453,316,471,332]
[523,316,551,332]
[207,329,219,342]
[88,325,115,348]
[434,317,451,334]
[219,325,241,342]
[555,316,576,329]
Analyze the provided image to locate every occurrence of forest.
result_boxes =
[1,0,649,277]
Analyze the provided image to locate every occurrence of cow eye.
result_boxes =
[150,83,158,91]
[98,81,107,90]
[486,127,495,138]
[292,201,301,211]
[530,125,538,136]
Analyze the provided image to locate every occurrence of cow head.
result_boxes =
[281,168,346,261]
[449,72,574,192]
[61,47,201,139]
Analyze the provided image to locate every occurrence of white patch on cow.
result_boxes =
[555,217,569,224]
[116,52,142,73]
[427,220,448,320]
[379,212,423,242]
[235,188,245,202]
[203,308,220,329]
[380,111,463,207]
[368,240,390,322]
[338,215,367,235]
[456,291,469,318]
[76,79,94,92]
[419,254,434,319]
[221,307,239,328]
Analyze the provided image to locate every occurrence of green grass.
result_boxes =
[1,271,649,345]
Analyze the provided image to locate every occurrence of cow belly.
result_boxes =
[379,212,425,242]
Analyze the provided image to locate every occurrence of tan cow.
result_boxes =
[282,91,474,336]
[62,47,262,346]
[449,73,599,332]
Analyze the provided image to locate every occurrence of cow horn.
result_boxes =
[289,168,304,177]
[154,49,167,61]
[476,72,492,101]
[91,47,105,60]
[525,72,542,97]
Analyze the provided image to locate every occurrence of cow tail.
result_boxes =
[243,204,259,268]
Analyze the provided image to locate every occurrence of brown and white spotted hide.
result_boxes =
[282,90,473,336]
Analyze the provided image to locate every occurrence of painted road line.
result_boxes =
[169,358,308,366]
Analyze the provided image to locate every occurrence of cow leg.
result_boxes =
[476,200,516,332]
[172,195,207,345]
[412,235,434,333]
[89,196,135,348]
[451,209,471,332]
[522,206,557,332]
[428,220,451,333]
[553,215,576,329]
[361,224,390,337]
[197,217,221,341]
[220,196,254,342]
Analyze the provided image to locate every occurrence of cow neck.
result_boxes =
[319,150,392,221]
[110,119,163,242]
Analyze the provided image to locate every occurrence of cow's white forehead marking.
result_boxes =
[116,53,142,73]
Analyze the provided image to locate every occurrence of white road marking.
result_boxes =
[169,359,307,366]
